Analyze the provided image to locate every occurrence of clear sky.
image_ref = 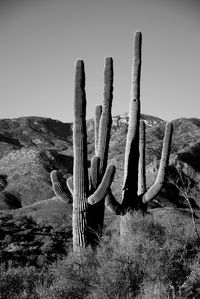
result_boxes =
[0,0,200,122]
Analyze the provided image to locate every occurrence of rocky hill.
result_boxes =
[0,117,73,209]
[0,114,200,221]
[0,116,72,154]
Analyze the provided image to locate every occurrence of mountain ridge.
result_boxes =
[0,114,200,216]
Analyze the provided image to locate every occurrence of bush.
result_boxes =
[0,214,72,268]
[92,212,195,298]
[0,265,42,299]
[136,281,172,299]
[1,211,200,298]
[178,252,200,298]
[36,249,98,299]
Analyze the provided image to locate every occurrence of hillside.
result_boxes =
[0,114,200,226]
[0,117,73,209]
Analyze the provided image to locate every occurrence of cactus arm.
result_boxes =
[138,120,146,195]
[90,156,100,192]
[97,57,113,177]
[88,164,115,205]
[105,190,125,215]
[122,32,142,207]
[73,60,89,251]
[66,176,73,196]
[142,122,173,203]
[50,170,72,203]
[94,105,102,155]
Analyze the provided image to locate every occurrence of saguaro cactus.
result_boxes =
[72,60,89,250]
[88,32,173,236]
[88,57,114,242]
[122,31,141,210]
[51,58,115,252]
[51,31,173,248]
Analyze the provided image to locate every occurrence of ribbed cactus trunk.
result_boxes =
[97,57,113,176]
[51,58,115,251]
[88,58,114,246]
[122,31,142,209]
[94,105,102,155]
[73,60,89,252]
[120,32,142,239]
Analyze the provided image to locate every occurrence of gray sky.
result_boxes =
[0,0,200,122]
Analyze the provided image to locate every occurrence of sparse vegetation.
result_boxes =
[0,214,72,269]
[1,212,200,298]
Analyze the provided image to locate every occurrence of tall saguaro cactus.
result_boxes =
[72,60,89,250]
[88,32,173,236]
[51,58,115,252]
[73,59,115,252]
[122,31,141,209]
[51,31,173,248]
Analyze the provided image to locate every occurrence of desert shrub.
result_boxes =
[0,265,42,299]
[37,249,98,299]
[87,213,168,298]
[1,210,200,298]
[0,214,72,268]
[93,249,144,298]
[178,252,200,298]
[136,281,172,299]
[93,212,195,298]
